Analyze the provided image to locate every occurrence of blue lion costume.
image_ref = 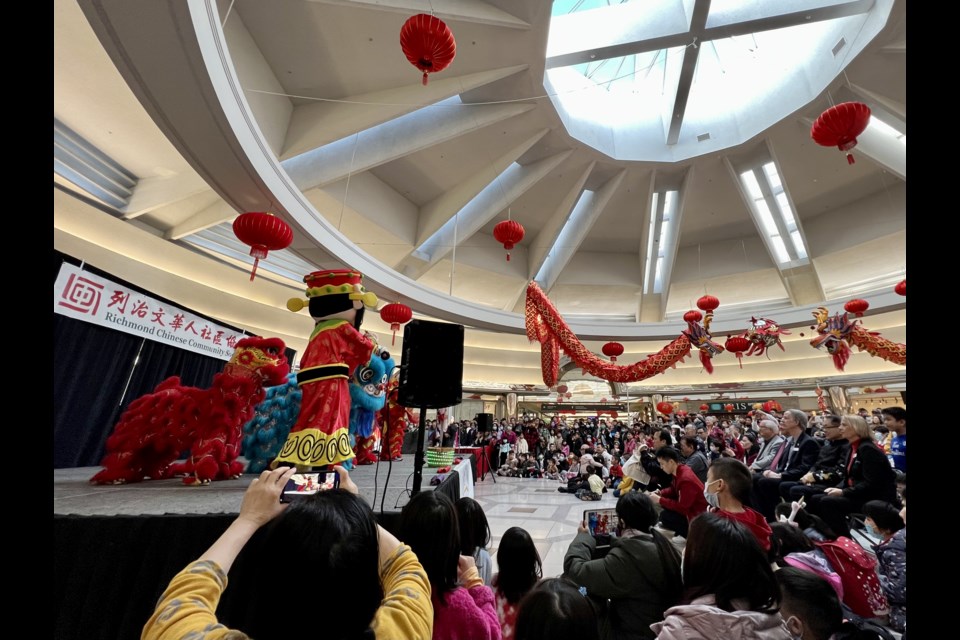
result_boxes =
[242,340,393,471]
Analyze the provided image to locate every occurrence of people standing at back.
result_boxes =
[881,407,906,473]
[398,491,502,640]
[457,497,494,587]
[493,527,543,640]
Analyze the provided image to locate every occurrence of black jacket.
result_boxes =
[777,431,822,481]
[835,439,897,505]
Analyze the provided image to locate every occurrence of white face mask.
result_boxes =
[703,479,721,508]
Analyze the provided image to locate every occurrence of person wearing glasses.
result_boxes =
[778,414,849,504]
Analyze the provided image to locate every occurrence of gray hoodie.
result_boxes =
[650,595,792,640]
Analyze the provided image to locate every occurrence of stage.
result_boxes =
[54,456,475,640]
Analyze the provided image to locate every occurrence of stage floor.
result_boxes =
[54,457,447,516]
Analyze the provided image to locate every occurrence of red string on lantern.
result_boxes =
[602,342,624,362]
[683,310,703,323]
[697,295,720,312]
[725,335,751,368]
[493,219,525,261]
[232,212,293,281]
[844,299,870,318]
[400,14,456,85]
[811,101,871,165]
[895,280,906,296]
[656,401,673,415]
[379,302,413,346]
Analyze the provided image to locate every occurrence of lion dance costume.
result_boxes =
[91,336,289,485]
[350,342,395,465]
[274,270,378,469]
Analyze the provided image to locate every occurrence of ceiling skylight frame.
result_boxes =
[643,187,679,295]
[736,161,810,269]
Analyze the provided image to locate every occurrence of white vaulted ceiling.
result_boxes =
[53,0,906,395]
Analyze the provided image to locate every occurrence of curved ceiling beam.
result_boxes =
[527,160,595,281]
[306,0,531,30]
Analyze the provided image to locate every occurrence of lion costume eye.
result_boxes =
[357,366,375,383]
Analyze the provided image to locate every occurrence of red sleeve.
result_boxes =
[341,324,375,372]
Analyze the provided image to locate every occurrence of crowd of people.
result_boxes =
[140,404,906,640]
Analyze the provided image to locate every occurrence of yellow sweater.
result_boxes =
[142,544,433,640]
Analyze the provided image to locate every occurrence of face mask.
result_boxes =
[864,521,880,537]
[703,479,720,508]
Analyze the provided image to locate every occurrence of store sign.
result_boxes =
[708,402,751,412]
[541,403,627,412]
[54,263,246,361]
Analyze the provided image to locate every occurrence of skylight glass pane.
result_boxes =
[740,170,763,200]
[644,192,658,293]
[663,190,677,217]
[790,230,808,260]
[654,256,664,293]
[762,162,782,191]
[776,193,797,229]
[754,199,778,237]
[770,236,790,264]
[868,115,905,142]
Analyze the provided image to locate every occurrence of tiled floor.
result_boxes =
[473,475,619,579]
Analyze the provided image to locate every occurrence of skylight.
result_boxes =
[738,162,809,267]
[868,115,906,144]
[544,0,893,161]
[644,189,678,294]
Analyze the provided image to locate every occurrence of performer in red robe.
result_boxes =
[378,377,409,461]
[274,270,377,469]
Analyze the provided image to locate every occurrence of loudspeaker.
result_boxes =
[476,413,493,432]
[398,319,464,409]
[899,391,906,404]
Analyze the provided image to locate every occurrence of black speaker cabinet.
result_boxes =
[476,413,493,432]
[397,319,464,410]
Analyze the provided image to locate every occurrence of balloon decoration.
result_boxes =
[656,401,674,415]
[724,335,751,368]
[810,101,871,165]
[810,306,905,371]
[724,403,735,412]
[379,302,413,346]
[526,282,692,386]
[895,280,906,296]
[232,212,293,281]
[602,341,624,362]
[743,316,790,358]
[844,299,869,318]
[683,299,724,374]
[493,219,525,261]
[399,14,456,85]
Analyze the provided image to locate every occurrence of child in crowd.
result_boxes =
[492,527,543,640]
[457,497,494,587]
[607,454,623,490]
[543,458,560,480]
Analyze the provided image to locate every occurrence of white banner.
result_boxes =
[454,457,474,499]
[54,262,247,361]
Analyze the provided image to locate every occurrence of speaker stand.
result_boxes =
[411,406,428,496]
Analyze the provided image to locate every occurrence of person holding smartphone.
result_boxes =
[142,466,433,640]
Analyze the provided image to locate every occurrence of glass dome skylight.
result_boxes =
[545,0,894,162]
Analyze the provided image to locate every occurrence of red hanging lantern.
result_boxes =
[724,403,734,412]
[844,298,870,318]
[379,302,413,346]
[683,310,703,323]
[762,400,783,413]
[874,386,889,393]
[656,401,673,415]
[556,384,568,395]
[232,212,293,281]
[493,220,525,261]
[895,280,906,296]
[697,295,720,312]
[700,403,709,412]
[601,397,608,403]
[602,341,624,362]
[811,101,871,165]
[399,14,456,85]
[724,335,751,368]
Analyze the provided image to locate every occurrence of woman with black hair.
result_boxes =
[862,500,906,633]
[492,527,543,640]
[457,497,494,586]
[651,512,791,639]
[398,490,501,640]
[563,492,683,640]
[514,578,600,640]
[741,431,761,467]
[142,466,433,640]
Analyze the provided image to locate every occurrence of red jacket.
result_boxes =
[658,464,708,521]
[713,507,772,551]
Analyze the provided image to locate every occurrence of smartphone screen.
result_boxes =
[583,508,619,538]
[279,470,339,503]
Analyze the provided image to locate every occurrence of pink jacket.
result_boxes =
[650,596,792,639]
[432,578,502,640]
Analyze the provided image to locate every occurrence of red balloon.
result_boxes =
[683,310,703,323]
[811,102,871,165]
[602,342,624,362]
[844,299,870,318]
[697,295,720,312]
[493,220,525,261]
[400,14,456,85]
[380,302,413,346]
[232,212,293,281]
[895,280,906,296]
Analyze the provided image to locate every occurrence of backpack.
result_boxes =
[783,550,844,600]
[813,537,889,619]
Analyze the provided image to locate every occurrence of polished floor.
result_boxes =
[473,476,620,579]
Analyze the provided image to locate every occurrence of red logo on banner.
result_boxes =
[59,273,104,315]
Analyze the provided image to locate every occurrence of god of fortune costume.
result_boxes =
[274,270,377,468]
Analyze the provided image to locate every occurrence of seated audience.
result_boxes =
[563,492,683,640]
[881,407,906,473]
[647,446,708,538]
[650,513,791,639]
[493,527,543,640]
[141,466,433,640]
[754,410,821,520]
[398,491,501,640]
[457,497,494,587]
[741,431,761,467]
[704,458,772,552]
[679,436,708,483]
[749,418,786,473]
[862,500,906,633]
[514,578,601,640]
[778,414,847,503]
